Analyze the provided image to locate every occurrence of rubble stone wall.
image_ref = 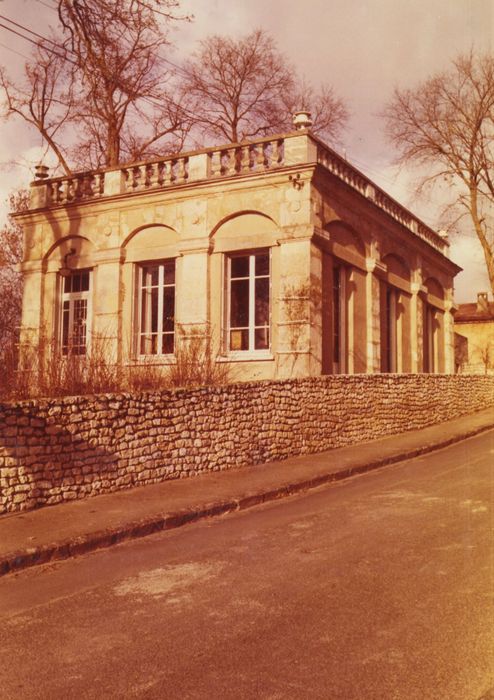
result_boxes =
[1,374,494,514]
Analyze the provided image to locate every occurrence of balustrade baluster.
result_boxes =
[226,148,237,175]
[133,165,143,190]
[257,143,267,170]
[240,145,251,173]
[161,160,171,185]
[210,150,221,177]
[145,163,154,187]
[178,157,188,182]
[271,139,282,167]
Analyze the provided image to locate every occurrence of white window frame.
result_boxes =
[136,259,176,357]
[225,250,271,358]
[60,269,92,356]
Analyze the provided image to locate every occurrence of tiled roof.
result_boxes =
[455,302,494,323]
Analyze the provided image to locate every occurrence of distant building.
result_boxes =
[454,293,494,374]
[15,112,461,380]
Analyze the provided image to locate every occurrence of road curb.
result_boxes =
[1,422,493,577]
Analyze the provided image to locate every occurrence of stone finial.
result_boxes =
[292,110,313,131]
[477,292,489,312]
[34,163,49,180]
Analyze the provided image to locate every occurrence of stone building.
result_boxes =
[454,292,494,374]
[15,113,461,380]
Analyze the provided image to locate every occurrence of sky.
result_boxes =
[0,0,492,301]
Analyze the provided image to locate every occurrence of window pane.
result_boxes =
[163,333,174,354]
[163,286,175,332]
[62,301,70,352]
[255,328,269,350]
[141,288,151,333]
[231,256,249,278]
[230,329,249,351]
[81,270,90,292]
[230,279,249,327]
[255,278,269,325]
[142,265,159,287]
[163,261,175,285]
[333,267,341,363]
[255,253,269,276]
[151,287,158,333]
[64,275,71,293]
[72,272,81,293]
[72,299,87,355]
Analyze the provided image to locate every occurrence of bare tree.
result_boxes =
[282,81,349,145]
[0,45,74,175]
[383,53,494,296]
[182,29,348,145]
[0,0,192,172]
[0,190,28,358]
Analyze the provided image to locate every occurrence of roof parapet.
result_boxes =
[27,130,449,255]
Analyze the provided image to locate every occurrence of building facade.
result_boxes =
[455,293,494,374]
[16,117,461,380]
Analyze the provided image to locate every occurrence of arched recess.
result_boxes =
[424,277,445,305]
[44,235,95,273]
[422,277,445,373]
[382,253,411,287]
[380,254,412,373]
[211,211,279,253]
[321,222,367,375]
[123,224,179,262]
[323,221,366,270]
[43,235,97,357]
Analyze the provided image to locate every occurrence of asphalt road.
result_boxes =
[1,430,494,700]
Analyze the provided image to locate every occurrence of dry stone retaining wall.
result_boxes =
[1,374,494,514]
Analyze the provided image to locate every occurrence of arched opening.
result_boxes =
[380,254,412,373]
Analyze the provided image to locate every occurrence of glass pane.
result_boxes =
[163,333,174,354]
[64,275,71,293]
[255,328,269,350]
[230,279,249,327]
[140,333,158,355]
[163,261,175,285]
[231,256,249,278]
[81,270,90,292]
[72,272,81,293]
[151,287,158,333]
[255,253,269,276]
[255,278,269,325]
[163,286,175,332]
[142,265,159,287]
[230,329,249,351]
[141,288,151,333]
[62,302,70,351]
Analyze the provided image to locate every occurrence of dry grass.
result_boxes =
[0,325,235,401]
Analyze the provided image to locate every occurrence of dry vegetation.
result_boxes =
[0,325,235,401]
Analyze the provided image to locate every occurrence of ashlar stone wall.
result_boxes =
[1,374,494,514]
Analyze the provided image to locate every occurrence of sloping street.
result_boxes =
[1,430,493,699]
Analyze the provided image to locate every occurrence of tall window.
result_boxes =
[423,303,436,373]
[61,269,91,355]
[332,265,347,373]
[138,260,175,355]
[227,251,270,352]
[381,284,398,372]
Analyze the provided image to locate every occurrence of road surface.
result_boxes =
[1,430,493,699]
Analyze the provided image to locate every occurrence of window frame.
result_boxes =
[224,249,272,358]
[59,268,92,356]
[135,259,176,358]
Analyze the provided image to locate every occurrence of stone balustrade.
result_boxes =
[29,130,446,254]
